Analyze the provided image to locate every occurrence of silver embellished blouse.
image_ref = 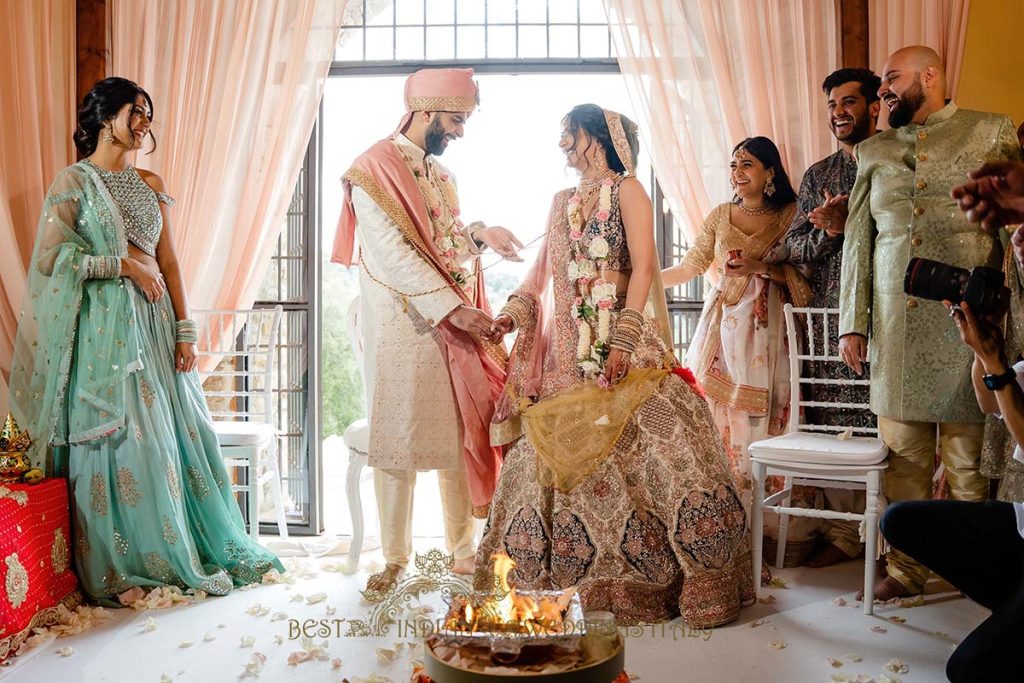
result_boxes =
[83,159,175,256]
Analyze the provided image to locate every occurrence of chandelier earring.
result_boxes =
[593,154,605,170]
[764,175,776,197]
[101,125,115,144]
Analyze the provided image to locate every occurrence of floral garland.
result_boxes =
[567,174,618,380]
[403,150,476,301]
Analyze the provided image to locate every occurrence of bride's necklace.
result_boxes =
[577,169,618,193]
[737,201,773,217]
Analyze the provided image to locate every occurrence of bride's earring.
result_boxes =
[101,125,115,144]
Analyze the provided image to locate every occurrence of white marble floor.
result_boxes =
[1,533,980,683]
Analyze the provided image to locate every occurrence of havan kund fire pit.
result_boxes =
[414,554,626,683]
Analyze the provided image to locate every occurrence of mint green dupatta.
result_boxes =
[10,162,141,474]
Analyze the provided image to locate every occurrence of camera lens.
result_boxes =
[904,258,969,304]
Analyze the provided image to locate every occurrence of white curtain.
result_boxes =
[605,0,841,244]
[109,0,349,312]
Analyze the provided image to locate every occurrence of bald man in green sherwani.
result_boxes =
[839,46,1022,601]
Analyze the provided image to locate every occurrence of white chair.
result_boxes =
[748,305,887,614]
[194,306,289,540]
[342,297,370,568]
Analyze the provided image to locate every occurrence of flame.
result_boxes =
[447,553,576,635]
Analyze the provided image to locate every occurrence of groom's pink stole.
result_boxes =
[332,138,507,510]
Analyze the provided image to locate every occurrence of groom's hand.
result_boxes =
[474,226,524,261]
[446,305,494,338]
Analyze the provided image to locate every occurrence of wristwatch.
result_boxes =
[983,366,1017,391]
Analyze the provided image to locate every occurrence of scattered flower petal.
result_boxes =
[247,603,270,617]
[239,652,267,678]
[844,653,862,662]
[871,625,888,633]
[827,657,843,668]
[831,597,848,607]
[749,619,768,628]
[326,605,337,616]
[332,658,343,670]
[768,577,788,589]
[899,595,925,608]
[178,641,194,648]
[770,640,787,650]
[377,647,397,664]
[884,659,909,674]
[757,594,777,605]
[274,635,284,646]
[305,592,327,605]
[261,569,285,584]
[888,616,906,624]
[56,646,74,657]
[831,675,850,683]
[289,594,304,603]
[271,612,288,622]
[160,675,173,683]
[142,617,158,633]
[239,636,255,648]
[203,631,216,642]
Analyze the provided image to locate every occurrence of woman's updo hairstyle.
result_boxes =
[563,103,640,175]
[74,77,156,157]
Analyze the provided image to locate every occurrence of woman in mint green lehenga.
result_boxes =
[9,77,283,605]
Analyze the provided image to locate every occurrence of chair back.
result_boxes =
[192,306,284,424]
[783,304,876,436]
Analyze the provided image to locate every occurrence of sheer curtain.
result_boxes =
[109,0,349,313]
[869,0,971,98]
[604,0,840,244]
[0,0,76,412]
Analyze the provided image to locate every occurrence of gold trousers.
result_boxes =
[373,466,476,568]
[878,417,986,593]
[822,489,866,558]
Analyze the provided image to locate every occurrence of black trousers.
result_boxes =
[881,499,1024,682]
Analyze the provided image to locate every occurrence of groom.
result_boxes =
[332,68,521,592]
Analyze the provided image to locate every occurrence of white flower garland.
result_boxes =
[567,175,618,380]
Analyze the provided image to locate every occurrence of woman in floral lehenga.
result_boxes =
[662,137,818,563]
[476,105,753,628]
[9,78,282,605]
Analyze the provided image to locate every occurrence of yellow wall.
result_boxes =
[957,0,1024,126]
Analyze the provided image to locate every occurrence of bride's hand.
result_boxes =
[486,314,514,343]
[602,348,631,387]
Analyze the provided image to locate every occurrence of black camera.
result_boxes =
[903,257,1009,314]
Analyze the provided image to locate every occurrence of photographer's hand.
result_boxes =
[946,300,1007,372]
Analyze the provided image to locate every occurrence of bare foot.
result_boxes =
[364,563,404,594]
[856,575,913,602]
[452,556,475,576]
[806,543,856,569]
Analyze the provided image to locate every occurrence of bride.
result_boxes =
[476,104,753,627]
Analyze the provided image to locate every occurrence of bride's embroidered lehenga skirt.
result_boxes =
[475,373,755,627]
[65,287,283,604]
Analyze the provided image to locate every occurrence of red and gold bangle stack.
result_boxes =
[609,308,644,354]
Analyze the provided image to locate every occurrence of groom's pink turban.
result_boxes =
[396,68,479,132]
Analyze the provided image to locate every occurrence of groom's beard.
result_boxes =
[424,118,448,156]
